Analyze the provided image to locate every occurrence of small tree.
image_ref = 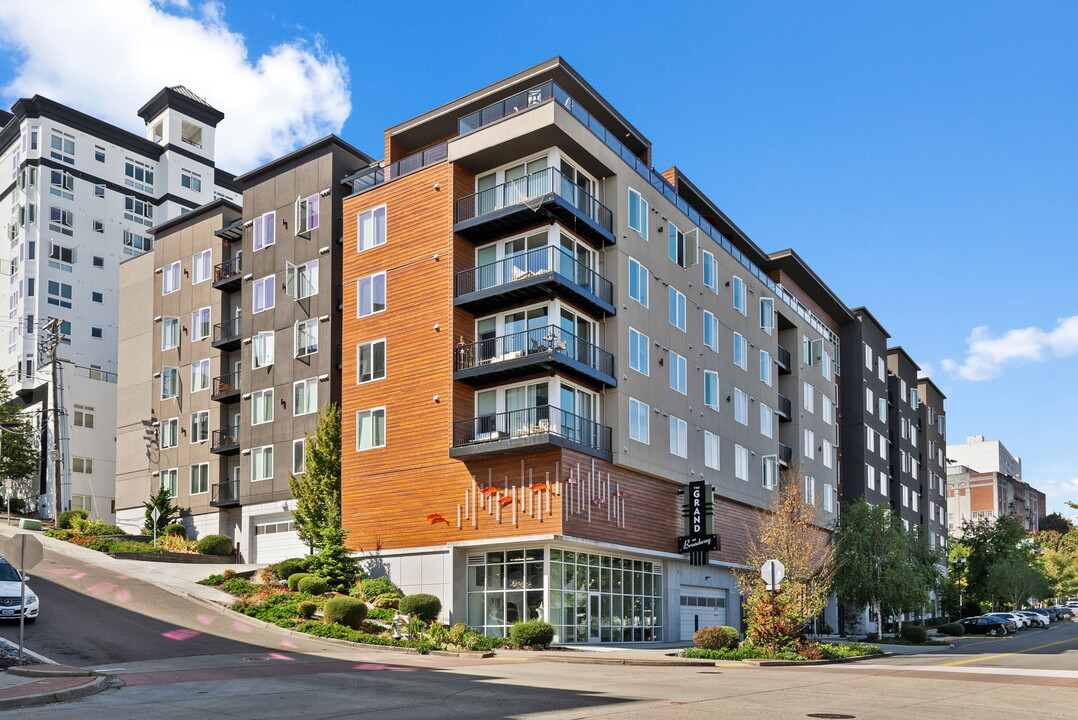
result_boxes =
[143,483,179,535]
[289,403,341,551]
[986,556,1048,610]
[1039,513,1073,534]
[0,375,40,503]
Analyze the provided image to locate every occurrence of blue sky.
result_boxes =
[2,1,1075,515]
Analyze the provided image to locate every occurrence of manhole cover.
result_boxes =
[242,657,271,661]
[807,715,856,719]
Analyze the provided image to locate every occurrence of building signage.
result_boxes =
[678,481,719,563]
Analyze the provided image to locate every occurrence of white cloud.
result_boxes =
[0,0,351,172]
[940,315,1078,381]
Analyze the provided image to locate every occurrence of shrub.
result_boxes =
[221,578,258,596]
[900,625,928,643]
[273,557,309,582]
[358,577,402,601]
[818,623,835,635]
[87,537,117,553]
[293,621,434,653]
[297,601,318,619]
[322,596,368,629]
[57,509,89,529]
[683,644,802,661]
[297,576,329,596]
[399,593,442,623]
[109,540,165,554]
[797,644,824,660]
[232,591,311,627]
[693,625,740,650]
[938,622,966,637]
[198,574,227,586]
[509,620,555,648]
[1,497,25,514]
[197,534,233,556]
[81,522,126,536]
[366,607,396,621]
[305,542,361,592]
[222,569,237,579]
[288,573,315,592]
[164,523,187,538]
[819,642,883,658]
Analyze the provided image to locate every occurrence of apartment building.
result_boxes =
[114,136,373,560]
[948,434,1022,480]
[0,86,238,520]
[946,436,1044,534]
[886,347,923,531]
[917,377,947,549]
[337,58,842,643]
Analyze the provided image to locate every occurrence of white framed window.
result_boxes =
[733,332,747,370]
[880,435,888,461]
[669,351,687,394]
[285,259,319,299]
[161,468,178,498]
[669,415,687,458]
[628,188,648,238]
[73,405,95,428]
[866,464,876,491]
[161,417,179,448]
[192,249,212,284]
[805,475,816,505]
[48,206,73,236]
[357,272,387,317]
[192,307,211,341]
[253,211,276,251]
[49,169,74,200]
[910,387,919,408]
[357,205,386,251]
[253,331,275,368]
[161,367,179,399]
[823,483,834,512]
[667,222,697,268]
[877,357,886,382]
[123,229,152,255]
[162,261,180,294]
[190,358,210,392]
[762,456,778,489]
[191,411,209,443]
[628,327,649,376]
[357,339,386,384]
[864,343,873,369]
[704,431,720,470]
[802,335,811,364]
[803,381,815,414]
[357,407,387,450]
[760,297,775,334]
[822,440,833,468]
[252,446,274,481]
[124,157,154,192]
[629,397,649,444]
[821,350,833,381]
[732,276,746,314]
[181,168,202,192]
[760,403,773,439]
[292,438,307,474]
[48,241,76,268]
[703,311,718,351]
[295,319,318,357]
[668,287,686,331]
[47,281,72,308]
[702,250,718,293]
[734,388,748,425]
[190,463,209,495]
[296,194,320,235]
[161,316,180,350]
[804,429,815,459]
[294,378,318,416]
[124,196,153,226]
[735,444,749,481]
[50,131,74,164]
[704,370,719,410]
[878,397,888,422]
[822,398,834,425]
[865,387,874,414]
[628,257,648,307]
[253,276,275,313]
[72,457,93,474]
[760,350,772,386]
[252,388,274,425]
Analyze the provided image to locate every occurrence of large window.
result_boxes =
[253,276,275,313]
[628,188,648,238]
[669,416,687,458]
[190,464,209,495]
[192,249,212,284]
[181,168,202,192]
[357,407,386,450]
[124,158,154,192]
[357,205,386,251]
[253,331,275,368]
[191,411,209,443]
[733,332,747,370]
[163,261,180,294]
[357,339,386,384]
[286,259,318,299]
[50,131,74,164]
[253,211,276,251]
[296,319,319,358]
[702,250,718,293]
[161,418,178,448]
[252,389,274,425]
[124,196,153,226]
[161,468,178,498]
[760,403,774,439]
[252,446,273,481]
[192,307,211,341]
[704,431,720,470]
[628,327,648,376]
[667,222,696,268]
[735,445,749,481]
[190,358,210,392]
[296,195,320,235]
[704,370,719,410]
[161,316,180,350]
[47,281,72,308]
[734,388,748,425]
[294,378,318,416]
[703,311,718,352]
[629,398,649,444]
[161,367,179,399]
[73,404,94,428]
[357,272,387,317]
[732,276,746,314]
[669,351,687,394]
[667,287,685,331]
[628,258,648,307]
[49,169,74,200]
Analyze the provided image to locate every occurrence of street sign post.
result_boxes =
[760,559,785,591]
[151,507,161,548]
[3,533,42,666]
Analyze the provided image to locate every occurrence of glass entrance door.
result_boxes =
[588,592,601,643]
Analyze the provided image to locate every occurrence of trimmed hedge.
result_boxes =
[399,593,442,622]
[197,534,233,556]
[273,557,309,582]
[693,625,740,650]
[57,509,89,529]
[323,596,368,629]
[938,622,966,637]
[288,573,315,592]
[509,620,555,648]
[296,575,329,596]
[900,625,928,643]
[293,621,434,653]
[297,601,318,619]
[164,523,187,538]
[358,577,402,600]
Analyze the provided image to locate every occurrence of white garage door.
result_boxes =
[251,515,306,564]
[680,586,728,641]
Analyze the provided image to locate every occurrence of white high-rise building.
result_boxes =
[947,435,1022,480]
[0,87,239,521]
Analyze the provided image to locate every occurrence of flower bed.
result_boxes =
[682,641,883,661]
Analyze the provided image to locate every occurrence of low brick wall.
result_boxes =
[107,551,237,564]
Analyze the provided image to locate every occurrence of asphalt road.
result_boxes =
[876,619,1078,672]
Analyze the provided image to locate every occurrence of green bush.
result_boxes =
[80,522,126,536]
[109,540,165,554]
[305,543,362,593]
[297,576,329,596]
[232,592,316,627]
[818,623,835,635]
[399,593,442,622]
[682,644,802,661]
[366,607,396,621]
[197,574,227,586]
[164,523,187,538]
[900,625,928,643]
[693,625,740,650]
[221,578,258,596]
[297,601,318,619]
[1,497,26,514]
[819,642,883,658]
[57,509,89,529]
[509,620,555,648]
[323,596,368,629]
[87,537,117,553]
[938,622,966,637]
[273,557,309,582]
[197,534,233,556]
[293,621,434,653]
[358,577,402,601]
[288,572,315,592]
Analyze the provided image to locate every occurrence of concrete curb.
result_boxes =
[527,655,718,667]
[0,675,112,710]
[6,665,95,678]
[741,651,894,667]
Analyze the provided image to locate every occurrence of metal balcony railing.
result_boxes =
[455,166,612,233]
[453,405,612,454]
[212,371,241,398]
[213,256,242,283]
[777,344,791,373]
[213,317,241,344]
[211,425,239,453]
[779,443,793,466]
[777,394,792,420]
[455,245,612,303]
[455,324,613,377]
[210,480,240,507]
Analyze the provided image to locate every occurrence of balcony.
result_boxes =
[778,443,793,467]
[776,345,791,375]
[213,256,242,291]
[455,167,614,247]
[211,317,241,351]
[211,425,240,455]
[211,371,241,403]
[777,394,792,422]
[450,405,612,461]
[210,480,240,508]
[455,246,614,317]
[455,324,615,389]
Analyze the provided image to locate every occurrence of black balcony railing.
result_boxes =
[211,425,240,454]
[779,443,793,466]
[210,479,240,507]
[777,394,792,421]
[343,142,449,195]
[453,405,611,454]
[211,371,241,401]
[455,324,614,377]
[455,245,612,304]
[213,256,242,283]
[212,317,241,346]
[456,166,613,233]
[777,344,791,374]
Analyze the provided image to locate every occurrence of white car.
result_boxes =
[0,558,38,623]
[1016,611,1049,628]
[997,612,1029,629]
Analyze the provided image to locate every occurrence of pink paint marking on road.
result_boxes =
[72,572,87,579]
[86,582,117,596]
[162,628,201,641]
[115,575,131,580]
[266,653,295,661]
[46,568,77,575]
[196,613,217,626]
[279,639,298,648]
[231,621,253,634]
[114,588,132,603]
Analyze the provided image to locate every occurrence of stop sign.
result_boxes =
[760,559,785,590]
[3,533,43,572]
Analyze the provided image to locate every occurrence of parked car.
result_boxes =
[1053,606,1075,619]
[0,558,38,623]
[1016,611,1050,627]
[959,615,1015,636]
[994,612,1029,629]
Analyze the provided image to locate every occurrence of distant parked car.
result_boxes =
[0,557,38,623]
[983,614,1021,633]
[959,616,1014,636]
[1016,611,1050,627]
[993,612,1029,629]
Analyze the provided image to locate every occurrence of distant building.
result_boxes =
[946,465,1045,534]
[947,435,1022,480]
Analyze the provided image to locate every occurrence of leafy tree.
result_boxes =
[0,375,40,499]
[1039,513,1073,534]
[143,484,179,535]
[986,556,1048,609]
[289,403,341,551]
[959,516,1033,607]
[1039,548,1078,603]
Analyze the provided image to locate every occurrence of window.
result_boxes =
[877,357,886,381]
[823,483,834,512]
[49,242,76,268]
[804,429,815,459]
[92,220,104,233]
[161,367,179,399]
[805,476,816,505]
[285,259,318,299]
[252,389,274,425]
[294,378,318,416]
[866,464,876,491]
[357,408,386,450]
[50,131,74,164]
[878,397,888,422]
[802,335,811,364]
[91,327,103,339]
[161,418,179,448]
[252,446,274,482]
[181,120,202,147]
[162,261,180,294]
[192,249,212,284]
[702,311,718,351]
[190,464,209,494]
[47,280,72,308]
[667,287,686,330]
[733,332,747,370]
[734,388,748,425]
[704,370,719,410]
[93,255,104,268]
[702,251,718,292]
[49,206,73,236]
[357,339,386,383]
[628,327,649,375]
[822,440,833,468]
[629,397,649,444]
[735,444,749,481]
[253,211,276,251]
[180,168,202,192]
[760,403,773,438]
[864,343,873,369]
[253,331,274,368]
[628,257,648,307]
[667,222,696,268]
[704,431,720,470]
[73,404,94,428]
[49,169,74,200]
[293,439,307,474]
[762,456,778,489]
[865,387,874,415]
[123,229,153,255]
[94,145,105,162]
[72,457,93,474]
[296,195,320,236]
[191,411,209,443]
[94,183,105,198]
[357,272,386,317]
[803,381,815,413]
[732,276,746,315]
[822,399,833,425]
[124,196,154,226]
[124,158,154,192]
[295,319,318,357]
[253,276,275,313]
[357,205,386,250]
[669,351,687,394]
[161,469,178,498]
[669,416,687,458]
[191,307,211,341]
[760,297,775,334]
[628,188,647,238]
[161,316,180,350]
[191,358,210,392]
[760,350,772,386]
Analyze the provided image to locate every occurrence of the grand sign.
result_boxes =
[678,481,719,564]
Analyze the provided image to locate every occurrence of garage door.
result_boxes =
[679,586,728,641]
[251,515,306,564]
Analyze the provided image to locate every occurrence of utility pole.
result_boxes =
[41,319,63,521]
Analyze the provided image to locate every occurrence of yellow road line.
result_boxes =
[938,636,1078,666]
